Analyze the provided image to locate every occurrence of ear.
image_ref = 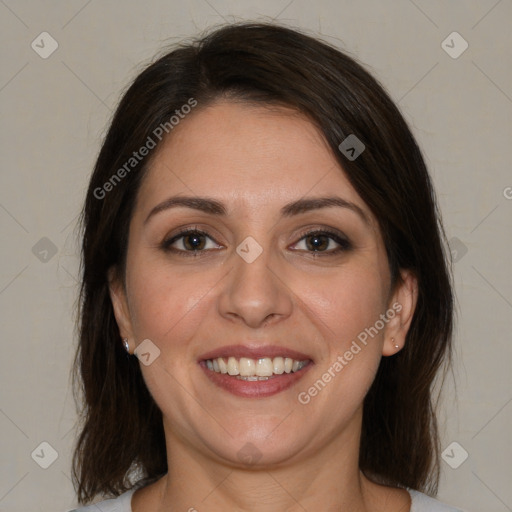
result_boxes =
[107,266,135,352]
[382,269,418,356]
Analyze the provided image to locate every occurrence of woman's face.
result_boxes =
[109,101,416,467]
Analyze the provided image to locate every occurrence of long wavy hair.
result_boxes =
[72,22,454,504]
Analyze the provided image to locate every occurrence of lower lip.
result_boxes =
[199,361,314,398]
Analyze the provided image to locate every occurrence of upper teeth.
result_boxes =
[205,356,309,377]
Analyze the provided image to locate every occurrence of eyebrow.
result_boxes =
[144,195,369,225]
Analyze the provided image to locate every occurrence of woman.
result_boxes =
[69,22,465,512]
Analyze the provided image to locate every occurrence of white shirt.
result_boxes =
[68,488,467,511]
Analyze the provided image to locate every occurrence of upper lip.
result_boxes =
[198,344,314,362]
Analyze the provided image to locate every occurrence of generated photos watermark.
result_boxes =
[93,98,198,200]
[297,302,402,404]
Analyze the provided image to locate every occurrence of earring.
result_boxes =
[392,337,399,349]
[123,338,130,353]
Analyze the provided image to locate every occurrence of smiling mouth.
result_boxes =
[203,356,311,380]
[197,344,314,398]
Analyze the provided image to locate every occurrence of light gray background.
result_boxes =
[1,1,511,511]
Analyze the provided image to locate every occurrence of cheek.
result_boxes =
[126,257,217,345]
[125,261,217,410]
[297,263,388,344]
[292,261,388,408]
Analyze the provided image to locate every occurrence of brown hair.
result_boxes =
[72,22,454,503]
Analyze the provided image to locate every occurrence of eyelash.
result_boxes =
[160,227,351,258]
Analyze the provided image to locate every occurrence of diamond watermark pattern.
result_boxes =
[441,32,468,59]
[31,441,58,469]
[31,32,59,59]
[32,237,58,263]
[448,236,468,263]
[237,442,263,465]
[134,338,161,366]
[442,441,469,469]
[338,134,365,161]
[236,236,263,263]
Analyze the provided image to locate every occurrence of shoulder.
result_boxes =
[408,489,467,512]
[67,488,135,512]
[67,487,467,512]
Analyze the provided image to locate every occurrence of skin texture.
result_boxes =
[109,101,418,512]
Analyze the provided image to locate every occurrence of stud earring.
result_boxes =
[392,337,399,349]
[123,338,130,353]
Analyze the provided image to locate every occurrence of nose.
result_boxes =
[217,242,294,329]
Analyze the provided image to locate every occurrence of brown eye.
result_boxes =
[304,233,330,251]
[291,229,351,255]
[181,233,207,250]
[161,229,222,256]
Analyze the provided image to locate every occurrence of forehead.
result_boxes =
[136,101,370,218]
